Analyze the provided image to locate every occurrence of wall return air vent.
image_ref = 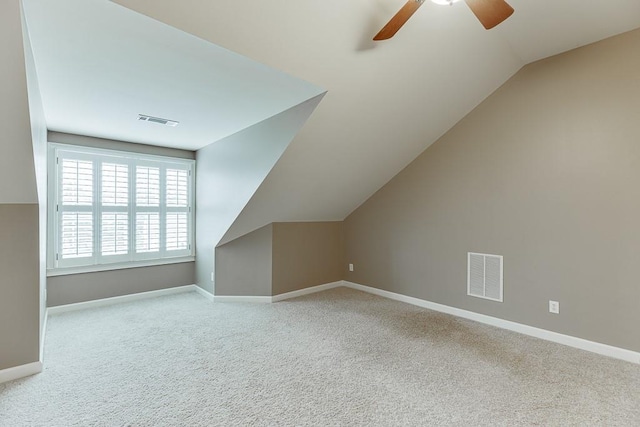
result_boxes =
[138,114,179,127]
[467,252,503,302]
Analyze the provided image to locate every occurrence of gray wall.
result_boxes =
[22,6,48,359]
[48,131,195,160]
[195,96,325,294]
[215,224,273,297]
[344,29,640,353]
[47,262,195,307]
[0,0,41,371]
[272,222,344,295]
[0,205,40,370]
[215,222,343,297]
[0,0,37,205]
[46,132,196,306]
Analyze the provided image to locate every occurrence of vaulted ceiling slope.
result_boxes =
[114,1,640,244]
[23,0,328,254]
[22,0,324,151]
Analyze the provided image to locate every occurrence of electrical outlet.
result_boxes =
[211,272,214,282]
[549,300,560,314]
[348,263,354,272]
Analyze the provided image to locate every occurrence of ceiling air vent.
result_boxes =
[467,252,503,302]
[138,114,179,127]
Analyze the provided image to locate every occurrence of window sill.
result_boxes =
[47,256,195,277]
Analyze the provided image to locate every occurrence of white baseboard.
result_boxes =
[43,279,637,365]
[47,284,198,315]
[0,361,42,384]
[211,281,344,303]
[342,281,640,365]
[213,295,272,303]
[272,281,343,302]
[193,285,215,301]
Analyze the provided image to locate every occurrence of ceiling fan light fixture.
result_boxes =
[374,0,514,41]
[431,0,461,5]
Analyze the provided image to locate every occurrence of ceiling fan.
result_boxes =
[373,0,514,41]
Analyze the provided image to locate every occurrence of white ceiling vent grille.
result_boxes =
[138,114,179,127]
[467,252,503,302]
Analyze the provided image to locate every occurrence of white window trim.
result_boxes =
[47,143,195,275]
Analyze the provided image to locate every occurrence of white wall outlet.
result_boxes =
[348,263,354,272]
[211,272,214,282]
[549,300,560,314]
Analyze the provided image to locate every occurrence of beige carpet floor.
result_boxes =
[1,287,638,426]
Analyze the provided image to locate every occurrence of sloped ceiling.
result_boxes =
[23,0,640,242]
[113,0,640,243]
[21,0,325,150]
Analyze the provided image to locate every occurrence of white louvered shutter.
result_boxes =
[136,212,160,253]
[58,157,95,266]
[135,165,161,257]
[165,168,190,254]
[101,162,129,260]
[50,144,194,271]
[136,166,160,207]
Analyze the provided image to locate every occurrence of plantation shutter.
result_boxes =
[101,162,129,261]
[135,165,161,258]
[165,168,189,253]
[50,144,194,271]
[58,157,95,267]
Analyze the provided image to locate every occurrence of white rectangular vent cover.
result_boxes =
[138,114,179,127]
[467,252,503,302]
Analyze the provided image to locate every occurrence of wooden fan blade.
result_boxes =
[373,0,426,41]
[464,0,514,30]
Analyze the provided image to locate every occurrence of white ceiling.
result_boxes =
[22,0,640,238]
[21,0,324,150]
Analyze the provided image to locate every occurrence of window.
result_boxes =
[48,144,195,272]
